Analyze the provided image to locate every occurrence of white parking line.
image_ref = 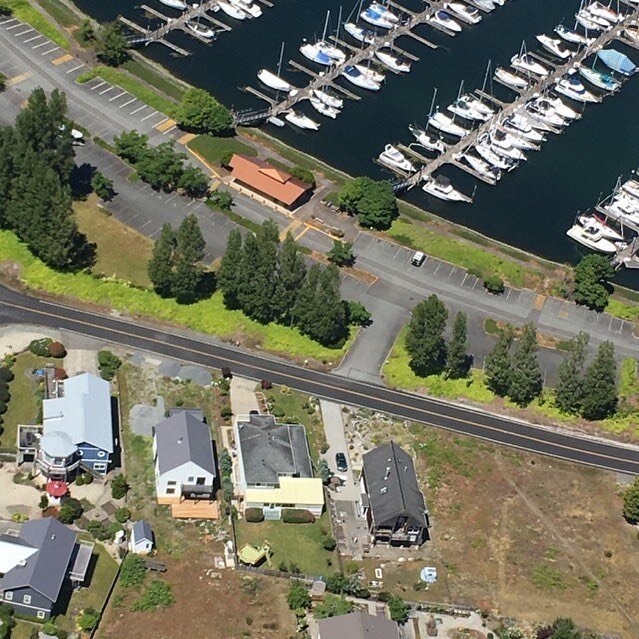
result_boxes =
[130,104,147,115]
[163,125,177,135]
[165,193,178,204]
[90,80,106,91]
[41,46,59,56]
[66,63,84,74]
[15,28,34,37]
[6,22,24,31]
[32,40,50,49]
[154,116,169,127]
[141,110,159,121]
[0,18,19,26]
[109,91,127,102]
[24,34,43,43]
[460,273,468,286]
[99,85,115,95]
[140,220,152,231]
[433,263,441,276]
[119,97,136,109]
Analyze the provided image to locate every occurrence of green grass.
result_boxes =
[123,60,186,101]
[11,621,37,639]
[620,357,639,399]
[235,513,335,577]
[0,0,68,47]
[188,134,257,167]
[0,230,353,362]
[33,0,78,26]
[532,563,567,592]
[75,195,153,287]
[206,199,261,234]
[76,67,177,115]
[606,298,639,323]
[382,327,495,403]
[387,219,538,288]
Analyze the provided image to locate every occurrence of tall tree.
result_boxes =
[178,165,209,198]
[272,232,307,323]
[573,254,614,312]
[508,323,542,407]
[0,126,16,221]
[114,130,149,164]
[337,176,398,230]
[237,231,261,316]
[136,142,185,191]
[485,330,513,397]
[580,340,617,420]
[174,88,233,136]
[445,311,470,379]
[218,229,243,309]
[171,256,201,304]
[292,264,321,332]
[176,214,205,265]
[148,224,176,297]
[405,295,448,376]
[301,265,347,346]
[97,22,130,67]
[555,331,589,414]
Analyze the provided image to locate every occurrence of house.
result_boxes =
[153,412,216,503]
[35,373,114,480]
[228,154,313,210]
[234,414,324,519]
[0,518,93,619]
[361,441,430,547]
[129,521,153,555]
[317,611,400,639]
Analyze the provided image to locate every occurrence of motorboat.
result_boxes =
[361,5,395,28]
[621,179,639,200]
[611,192,639,214]
[444,2,482,24]
[370,2,399,22]
[503,116,545,143]
[472,0,495,11]
[422,175,472,202]
[428,10,462,33]
[309,96,340,119]
[576,8,611,31]
[490,128,536,152]
[186,20,216,38]
[312,88,343,109]
[354,63,385,83]
[554,74,600,103]
[554,24,594,46]
[378,144,415,172]
[457,152,501,181]
[542,96,580,120]
[475,138,518,170]
[408,124,446,153]
[344,21,376,44]
[448,97,489,121]
[375,49,411,73]
[579,65,621,91]
[624,27,639,43]
[536,34,573,60]
[463,95,495,117]
[258,69,293,93]
[428,111,469,137]
[512,106,555,131]
[300,43,334,66]
[511,54,549,77]
[317,41,347,63]
[218,1,247,20]
[494,67,529,90]
[597,49,637,76]
[577,214,624,241]
[604,201,639,225]
[566,222,618,253]
[341,65,381,90]
[489,130,527,161]
[229,0,262,18]
[524,102,567,128]
[589,1,622,23]
[284,110,320,130]
[159,0,187,10]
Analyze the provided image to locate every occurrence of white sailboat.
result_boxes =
[588,1,621,23]
[494,67,529,90]
[284,110,320,130]
[475,139,518,171]
[360,3,396,28]
[378,144,415,172]
[408,124,446,153]
[428,111,469,137]
[258,43,295,93]
[375,49,411,73]
[344,21,376,44]
[448,95,490,121]
[159,0,187,10]
[422,175,472,202]
[186,19,216,38]
[229,0,262,18]
[491,128,536,151]
[312,88,343,109]
[536,34,573,60]
[218,1,247,20]
[457,152,501,181]
[511,53,549,77]
[309,96,340,118]
[488,130,527,161]
[354,63,385,83]
[554,24,594,46]
[503,116,546,143]
[341,65,381,90]
[300,43,335,66]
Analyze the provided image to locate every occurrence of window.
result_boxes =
[23,594,31,604]
[4,592,12,601]
[196,477,206,485]
[167,480,176,486]
[97,451,106,458]
[78,450,83,456]
[188,477,194,483]
[37,611,45,619]
[166,488,175,495]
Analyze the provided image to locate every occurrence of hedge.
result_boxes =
[282,508,315,524]
[245,507,264,523]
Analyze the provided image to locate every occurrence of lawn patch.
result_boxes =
[531,562,567,592]
[188,134,257,167]
[33,0,77,26]
[0,0,68,47]
[606,298,639,323]
[123,60,186,101]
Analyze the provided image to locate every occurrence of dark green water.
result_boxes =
[75,0,639,287]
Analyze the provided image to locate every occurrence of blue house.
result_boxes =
[36,373,114,480]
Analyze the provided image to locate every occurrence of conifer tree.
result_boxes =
[273,232,307,323]
[218,229,243,309]
[485,330,513,397]
[292,264,321,332]
[301,265,347,346]
[237,231,261,317]
[171,257,201,304]
[405,295,448,376]
[176,214,205,265]
[555,331,589,414]
[0,127,16,220]
[445,311,470,379]
[148,224,176,297]
[508,323,542,407]
[580,340,617,420]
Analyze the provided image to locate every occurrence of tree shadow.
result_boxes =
[70,162,96,200]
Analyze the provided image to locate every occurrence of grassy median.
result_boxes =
[0,0,69,47]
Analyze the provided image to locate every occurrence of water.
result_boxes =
[75,0,639,288]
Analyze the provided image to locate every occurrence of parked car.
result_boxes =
[335,452,348,473]
[411,251,425,267]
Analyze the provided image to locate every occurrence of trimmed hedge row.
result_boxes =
[245,507,264,523]
[282,508,315,524]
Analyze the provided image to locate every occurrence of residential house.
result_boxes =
[153,412,217,503]
[361,441,429,547]
[0,518,93,619]
[317,611,400,639]
[129,521,153,555]
[234,414,324,519]
[35,373,114,480]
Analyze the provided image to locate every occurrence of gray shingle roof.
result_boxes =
[237,414,313,486]
[0,518,76,602]
[132,520,153,543]
[362,442,428,528]
[154,412,216,476]
[318,612,399,639]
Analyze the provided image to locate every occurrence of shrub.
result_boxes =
[77,607,100,631]
[47,341,67,358]
[287,581,311,610]
[75,474,85,486]
[388,595,410,624]
[220,405,233,419]
[28,337,52,357]
[120,554,147,588]
[58,497,83,524]
[483,274,505,294]
[111,474,129,499]
[322,535,337,551]
[108,521,124,539]
[83,472,94,484]
[39,495,49,510]
[87,520,110,541]
[0,367,14,383]
[290,166,315,187]
[221,366,232,379]
[260,379,272,390]
[132,579,175,611]
[115,507,131,523]
[0,386,9,403]
[244,507,264,523]
[0,400,6,415]
[98,349,122,381]
[282,509,315,524]
[220,151,234,168]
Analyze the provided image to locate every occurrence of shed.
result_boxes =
[129,520,153,555]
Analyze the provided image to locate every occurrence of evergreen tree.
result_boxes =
[272,232,307,323]
[91,171,114,201]
[327,239,354,267]
[171,257,201,304]
[405,295,448,377]
[114,130,149,164]
[508,323,542,407]
[237,231,261,314]
[176,214,205,265]
[555,331,589,414]
[446,311,470,379]
[0,126,16,221]
[178,165,209,198]
[485,330,513,397]
[97,22,130,67]
[148,224,176,297]
[302,265,347,346]
[292,264,321,331]
[580,340,617,420]
[218,229,244,309]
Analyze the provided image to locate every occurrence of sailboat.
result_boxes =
[428,110,469,137]
[554,24,594,46]
[444,2,481,24]
[494,67,529,90]
[218,1,247,20]
[159,0,187,10]
[312,88,343,109]
[186,17,216,38]
[309,97,340,118]
[536,34,573,60]
[577,214,624,241]
[355,63,385,83]
[229,0,262,18]
[578,65,620,91]
[344,22,376,44]
[341,65,381,90]
[597,49,637,76]
[316,9,348,63]
[360,3,396,28]
[375,48,411,73]
[300,12,339,65]
[457,152,501,181]
[258,43,296,94]
[511,42,549,77]
[284,110,320,130]
[408,124,445,153]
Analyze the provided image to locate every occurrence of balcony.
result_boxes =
[181,484,215,499]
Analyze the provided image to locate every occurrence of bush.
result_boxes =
[483,274,505,294]
[281,509,315,524]
[120,554,147,588]
[108,521,124,539]
[221,366,232,379]
[132,579,175,611]
[322,535,337,551]
[28,337,52,357]
[220,151,234,168]
[345,300,372,326]
[0,386,9,403]
[39,495,49,510]
[388,595,410,624]
[58,497,83,524]
[111,474,129,499]
[75,474,85,486]
[47,341,66,358]
[115,507,131,523]
[98,349,122,381]
[287,581,311,610]
[77,607,100,631]
[260,379,272,390]
[0,367,14,383]
[87,520,110,541]
[220,405,233,419]
[0,400,6,415]
[290,166,315,187]
[244,507,264,523]
[83,472,94,484]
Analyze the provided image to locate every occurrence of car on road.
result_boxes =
[335,452,348,473]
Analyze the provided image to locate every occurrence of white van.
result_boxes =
[411,251,425,267]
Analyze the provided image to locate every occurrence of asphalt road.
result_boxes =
[0,285,637,475]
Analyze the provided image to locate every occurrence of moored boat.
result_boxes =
[554,24,594,46]
[536,34,572,60]
[257,69,293,93]
[378,144,415,172]
[554,74,600,103]
[341,65,381,90]
[375,49,411,73]
[408,124,446,153]
[578,65,621,91]
[444,2,481,24]
[577,214,624,241]
[597,49,637,76]
[309,97,340,119]
[511,53,549,77]
[566,222,618,253]
[300,43,334,66]
[159,0,187,10]
[312,88,343,109]
[422,175,472,202]
[494,67,529,90]
[186,20,216,38]
[428,10,462,33]
[229,0,262,17]
[284,110,320,130]
[344,21,376,44]
[428,111,469,137]
[218,1,247,20]
[354,63,385,83]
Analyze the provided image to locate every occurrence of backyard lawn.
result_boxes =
[235,513,336,577]
[188,135,257,167]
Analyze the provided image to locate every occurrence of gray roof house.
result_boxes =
[0,518,93,619]
[153,412,217,501]
[361,441,430,547]
[318,612,400,639]
[129,521,153,555]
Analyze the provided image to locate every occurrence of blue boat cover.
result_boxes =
[597,49,636,75]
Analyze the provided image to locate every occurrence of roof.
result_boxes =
[236,414,313,486]
[131,520,153,543]
[42,373,113,453]
[318,611,399,639]
[229,154,311,207]
[245,477,324,507]
[362,442,428,528]
[154,412,216,476]
[40,431,76,458]
[0,518,77,602]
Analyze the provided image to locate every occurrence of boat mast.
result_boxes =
[428,86,438,117]
[322,10,330,42]
[276,41,285,79]
[336,5,343,42]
